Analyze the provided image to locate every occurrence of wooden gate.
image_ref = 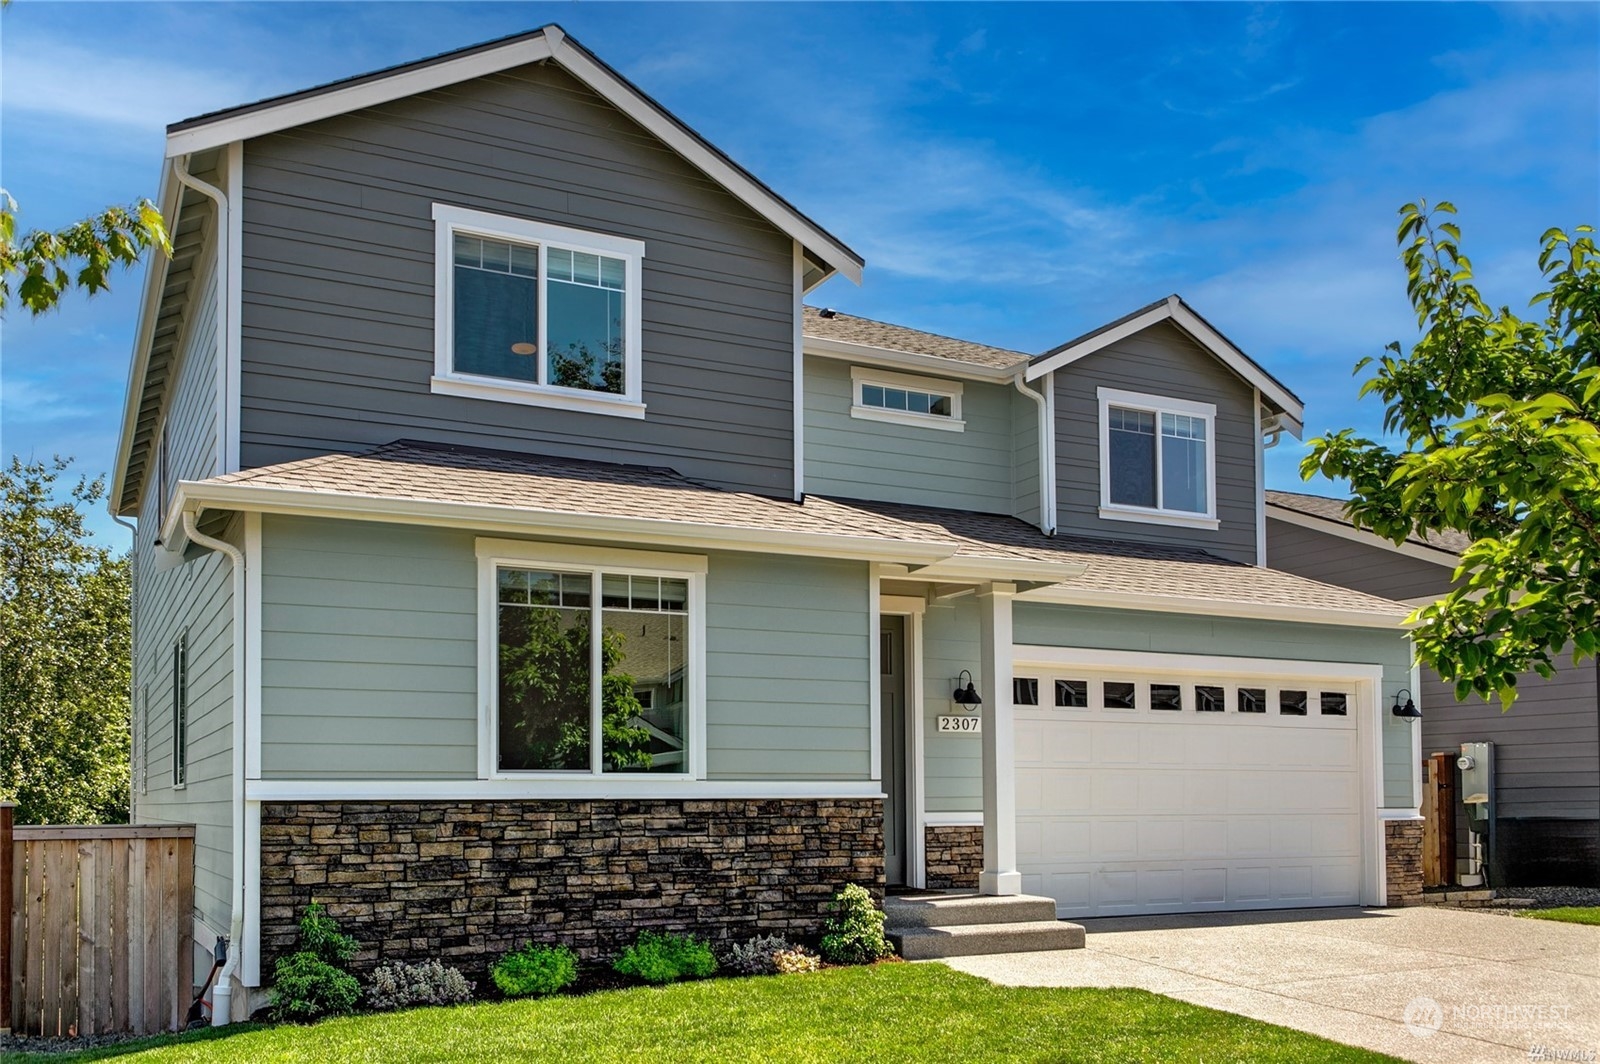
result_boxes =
[1420,752,1458,888]
[3,806,195,1037]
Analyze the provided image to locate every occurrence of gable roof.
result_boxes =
[164,25,862,284]
[164,440,1410,627]
[1265,489,1468,565]
[802,306,1030,377]
[1025,295,1305,434]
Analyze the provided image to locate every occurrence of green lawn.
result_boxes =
[11,964,1402,1064]
[1520,906,1600,926]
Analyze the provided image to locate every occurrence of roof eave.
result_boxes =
[1022,583,1415,630]
[162,479,959,566]
[109,160,181,518]
[1264,500,1461,569]
[802,336,1021,381]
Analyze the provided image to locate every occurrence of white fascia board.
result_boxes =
[164,37,555,156]
[1020,584,1413,629]
[246,779,887,802]
[804,337,1018,382]
[165,481,958,566]
[1265,503,1461,569]
[1024,296,1305,431]
[109,162,181,516]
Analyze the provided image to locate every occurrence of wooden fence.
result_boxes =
[1420,752,1458,888]
[2,804,195,1037]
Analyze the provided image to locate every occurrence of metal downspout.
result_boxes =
[1012,373,1055,535]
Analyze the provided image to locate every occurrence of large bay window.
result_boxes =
[433,204,645,417]
[476,541,705,779]
[1097,387,1218,528]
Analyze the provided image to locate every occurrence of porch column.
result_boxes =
[977,582,1021,895]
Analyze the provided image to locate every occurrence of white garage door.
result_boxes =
[1012,664,1365,918]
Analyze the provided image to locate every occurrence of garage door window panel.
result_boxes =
[1279,689,1309,716]
[1238,687,1267,714]
[1055,679,1089,709]
[1103,681,1137,710]
[1150,684,1183,711]
[1195,685,1225,713]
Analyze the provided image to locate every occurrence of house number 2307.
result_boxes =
[937,715,982,734]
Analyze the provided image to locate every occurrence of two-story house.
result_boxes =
[111,26,1420,1022]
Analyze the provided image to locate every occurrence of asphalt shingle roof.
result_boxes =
[199,442,1409,620]
[1266,490,1471,555]
[802,306,1031,371]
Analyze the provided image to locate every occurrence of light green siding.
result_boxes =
[130,226,233,951]
[803,356,1025,515]
[921,602,1416,812]
[258,516,873,781]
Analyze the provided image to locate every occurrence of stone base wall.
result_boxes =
[1385,818,1425,905]
[924,825,983,889]
[260,799,883,979]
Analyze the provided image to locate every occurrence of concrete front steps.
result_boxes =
[885,892,1086,960]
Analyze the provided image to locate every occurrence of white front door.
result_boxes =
[1011,664,1365,918]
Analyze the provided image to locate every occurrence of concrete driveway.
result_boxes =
[944,907,1598,1064]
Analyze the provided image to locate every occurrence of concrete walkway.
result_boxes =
[944,907,1599,1064]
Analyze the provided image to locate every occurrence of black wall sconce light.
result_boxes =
[952,669,982,706]
[1391,688,1421,721]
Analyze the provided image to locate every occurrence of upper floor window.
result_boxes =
[850,367,965,432]
[431,204,645,418]
[1097,387,1218,529]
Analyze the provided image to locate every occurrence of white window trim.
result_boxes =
[1097,386,1219,529]
[474,539,707,785]
[432,203,646,418]
[172,631,188,790]
[850,366,966,432]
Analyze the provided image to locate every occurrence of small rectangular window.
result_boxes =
[1150,684,1182,711]
[1013,678,1039,706]
[172,635,188,788]
[1238,687,1266,714]
[1279,690,1309,716]
[1319,692,1348,716]
[1055,679,1089,708]
[1103,681,1137,709]
[1195,685,1225,713]
[851,368,963,429]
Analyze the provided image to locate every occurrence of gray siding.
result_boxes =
[1422,655,1599,821]
[801,357,1023,515]
[1266,517,1451,601]
[1053,322,1259,563]
[258,516,872,781]
[239,61,796,496]
[131,222,234,962]
[921,602,1416,812]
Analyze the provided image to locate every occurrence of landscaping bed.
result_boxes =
[5,963,1405,1064]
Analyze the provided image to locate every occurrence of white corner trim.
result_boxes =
[1264,503,1462,569]
[792,242,806,502]
[868,564,883,784]
[245,779,888,802]
[244,513,262,780]
[1253,387,1265,568]
[224,142,243,474]
[242,800,261,986]
[1096,386,1219,527]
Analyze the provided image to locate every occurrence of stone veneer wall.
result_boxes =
[924,825,983,890]
[260,799,883,978]
[1385,818,1425,905]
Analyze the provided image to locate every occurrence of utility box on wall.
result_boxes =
[1457,741,1495,885]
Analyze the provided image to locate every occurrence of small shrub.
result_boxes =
[366,960,473,1011]
[723,934,792,976]
[490,943,578,998]
[270,952,360,1022]
[271,903,361,1022]
[772,946,821,974]
[819,884,893,965]
[613,930,718,985]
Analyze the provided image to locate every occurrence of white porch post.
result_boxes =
[977,582,1021,896]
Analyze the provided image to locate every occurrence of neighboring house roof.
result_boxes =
[802,306,1031,375]
[163,24,862,285]
[1026,295,1305,434]
[1265,489,1469,564]
[166,440,1409,627]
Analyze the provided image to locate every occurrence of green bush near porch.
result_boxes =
[17,964,1402,1063]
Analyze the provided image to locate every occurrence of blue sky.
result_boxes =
[3,2,1596,545]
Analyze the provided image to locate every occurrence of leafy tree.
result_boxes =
[1304,202,1598,707]
[0,190,170,315]
[1,457,132,823]
[497,604,653,770]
